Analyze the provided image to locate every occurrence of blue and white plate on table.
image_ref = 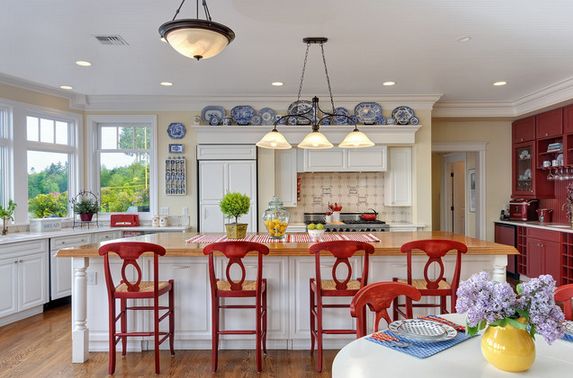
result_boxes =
[259,107,277,125]
[231,105,256,125]
[375,115,386,125]
[392,106,416,125]
[201,105,225,124]
[354,102,383,124]
[389,319,457,342]
[333,107,350,125]
[288,100,315,125]
[167,122,186,139]
[251,114,263,125]
[208,114,221,126]
[409,116,420,125]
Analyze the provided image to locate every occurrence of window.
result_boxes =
[94,120,155,214]
[26,115,77,218]
[0,106,10,207]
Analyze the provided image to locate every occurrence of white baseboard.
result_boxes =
[0,305,44,327]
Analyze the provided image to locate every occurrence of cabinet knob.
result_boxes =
[14,260,18,264]
[19,260,23,263]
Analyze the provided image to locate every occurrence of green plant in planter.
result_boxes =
[0,200,16,235]
[28,192,68,218]
[219,192,250,239]
[73,197,99,214]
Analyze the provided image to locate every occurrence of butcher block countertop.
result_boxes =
[56,231,518,257]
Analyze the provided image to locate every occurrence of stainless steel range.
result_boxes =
[303,212,390,232]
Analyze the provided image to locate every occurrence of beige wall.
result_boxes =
[431,152,443,231]
[432,119,512,241]
[413,109,432,229]
[0,83,78,113]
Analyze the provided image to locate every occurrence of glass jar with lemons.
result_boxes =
[263,196,289,240]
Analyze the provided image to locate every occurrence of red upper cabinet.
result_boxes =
[564,104,573,134]
[536,108,563,139]
[512,116,536,144]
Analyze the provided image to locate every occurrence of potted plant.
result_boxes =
[219,192,250,239]
[456,272,565,372]
[0,200,16,235]
[73,195,99,222]
[28,192,68,218]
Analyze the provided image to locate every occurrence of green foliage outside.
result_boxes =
[28,192,68,218]
[100,161,149,212]
[219,192,250,224]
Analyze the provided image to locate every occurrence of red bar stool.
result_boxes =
[98,242,175,375]
[555,284,573,320]
[350,282,421,338]
[203,241,270,372]
[309,240,375,372]
[392,239,468,320]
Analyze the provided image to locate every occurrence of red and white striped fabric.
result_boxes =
[186,233,381,244]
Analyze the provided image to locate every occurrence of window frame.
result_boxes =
[87,115,158,219]
[0,105,12,209]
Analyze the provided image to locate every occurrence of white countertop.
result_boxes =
[0,225,191,245]
[495,220,573,233]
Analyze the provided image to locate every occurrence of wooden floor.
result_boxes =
[0,305,336,377]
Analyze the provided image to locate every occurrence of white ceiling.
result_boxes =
[2,0,573,104]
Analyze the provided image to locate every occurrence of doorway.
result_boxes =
[443,153,466,234]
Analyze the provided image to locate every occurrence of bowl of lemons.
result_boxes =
[264,218,289,239]
[307,223,325,241]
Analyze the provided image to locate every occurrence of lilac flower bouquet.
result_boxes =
[456,272,565,343]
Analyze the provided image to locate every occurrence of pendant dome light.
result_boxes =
[159,0,235,61]
[256,38,374,150]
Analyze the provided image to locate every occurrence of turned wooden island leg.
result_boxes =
[72,257,90,363]
[492,255,508,283]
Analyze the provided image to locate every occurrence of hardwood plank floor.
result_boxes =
[0,305,337,377]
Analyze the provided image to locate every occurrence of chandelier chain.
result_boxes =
[171,0,212,21]
[202,0,212,21]
[296,43,311,102]
[171,0,187,21]
[320,43,336,113]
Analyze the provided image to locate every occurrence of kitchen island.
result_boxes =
[56,231,516,363]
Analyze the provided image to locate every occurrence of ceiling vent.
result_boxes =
[94,35,129,46]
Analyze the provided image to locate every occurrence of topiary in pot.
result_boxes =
[219,192,250,239]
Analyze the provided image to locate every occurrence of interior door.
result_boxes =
[227,161,257,231]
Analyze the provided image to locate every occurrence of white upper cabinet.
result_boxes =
[275,149,298,207]
[300,146,387,172]
[384,147,412,207]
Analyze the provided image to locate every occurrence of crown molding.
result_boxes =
[76,94,442,112]
[513,76,573,116]
[432,101,515,118]
[0,73,76,101]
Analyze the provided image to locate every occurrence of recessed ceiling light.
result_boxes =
[382,81,396,86]
[493,81,507,86]
[272,82,284,87]
[60,85,73,90]
[160,81,173,87]
[457,36,472,43]
[75,60,92,67]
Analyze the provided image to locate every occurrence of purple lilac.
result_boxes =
[518,275,565,344]
[456,272,516,327]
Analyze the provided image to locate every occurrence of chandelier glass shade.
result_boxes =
[298,130,334,149]
[338,127,375,148]
[159,0,234,61]
[255,129,292,149]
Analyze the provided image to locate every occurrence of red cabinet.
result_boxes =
[494,223,517,275]
[564,104,573,134]
[525,228,562,282]
[512,141,553,198]
[512,116,536,144]
[536,108,563,139]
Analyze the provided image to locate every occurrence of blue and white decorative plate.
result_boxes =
[354,102,383,124]
[409,116,420,125]
[201,106,225,124]
[288,100,315,125]
[276,115,287,125]
[222,116,233,126]
[386,117,396,125]
[375,115,386,125]
[208,114,221,126]
[167,122,186,139]
[251,115,262,126]
[259,107,277,125]
[287,116,298,125]
[392,106,415,125]
[333,107,350,125]
[319,117,331,125]
[231,105,256,125]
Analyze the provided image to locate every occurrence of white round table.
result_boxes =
[332,314,573,378]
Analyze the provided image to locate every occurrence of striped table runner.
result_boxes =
[186,233,381,244]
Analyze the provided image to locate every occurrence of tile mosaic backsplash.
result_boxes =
[289,172,411,223]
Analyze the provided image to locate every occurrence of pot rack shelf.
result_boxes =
[191,125,422,145]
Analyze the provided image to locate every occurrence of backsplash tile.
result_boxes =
[289,172,411,223]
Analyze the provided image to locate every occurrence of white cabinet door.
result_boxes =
[18,252,48,311]
[0,257,18,318]
[303,149,345,172]
[227,161,257,231]
[200,204,226,232]
[50,255,71,300]
[199,161,226,203]
[346,146,387,172]
[275,149,298,207]
[384,147,412,206]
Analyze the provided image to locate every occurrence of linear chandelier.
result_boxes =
[159,0,235,61]
[256,37,374,150]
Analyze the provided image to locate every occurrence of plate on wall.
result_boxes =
[354,102,383,124]
[231,105,256,125]
[201,106,225,123]
[288,100,315,125]
[392,106,415,125]
[259,107,277,125]
[167,122,186,139]
[251,115,262,125]
[333,107,350,125]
